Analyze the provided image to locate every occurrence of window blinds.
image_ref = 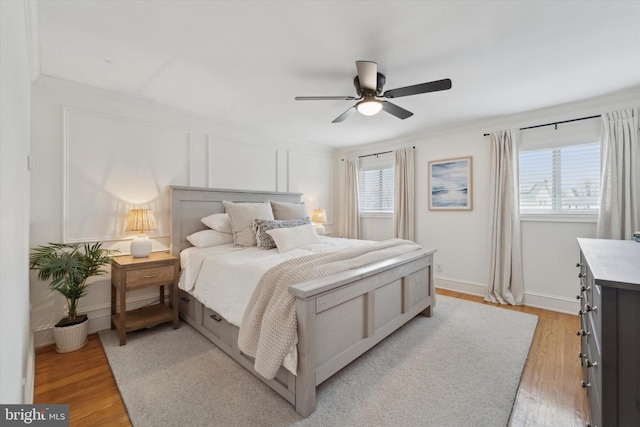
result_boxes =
[518,118,601,214]
[359,152,394,213]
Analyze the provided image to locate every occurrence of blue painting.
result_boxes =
[429,157,472,210]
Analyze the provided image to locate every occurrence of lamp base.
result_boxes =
[130,234,152,258]
[312,223,326,236]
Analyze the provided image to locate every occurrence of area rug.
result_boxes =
[99,296,537,427]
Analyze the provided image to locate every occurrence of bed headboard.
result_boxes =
[169,186,303,256]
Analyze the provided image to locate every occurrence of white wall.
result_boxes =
[334,88,640,314]
[30,76,333,347]
[0,0,33,403]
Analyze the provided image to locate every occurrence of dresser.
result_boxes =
[576,238,640,427]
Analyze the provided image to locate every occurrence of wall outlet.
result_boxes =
[436,263,443,273]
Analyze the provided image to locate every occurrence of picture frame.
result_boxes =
[428,156,473,211]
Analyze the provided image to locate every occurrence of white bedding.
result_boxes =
[179,236,371,328]
[178,236,372,375]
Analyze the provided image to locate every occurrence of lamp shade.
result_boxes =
[311,208,327,223]
[125,209,157,233]
[125,209,157,258]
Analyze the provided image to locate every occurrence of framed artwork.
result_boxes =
[428,156,473,210]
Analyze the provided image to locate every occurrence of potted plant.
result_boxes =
[30,242,116,353]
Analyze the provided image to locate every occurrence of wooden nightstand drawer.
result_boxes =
[126,265,174,288]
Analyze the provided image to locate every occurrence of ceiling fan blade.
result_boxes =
[295,96,359,101]
[381,101,413,120]
[356,61,378,92]
[332,106,357,123]
[383,78,452,99]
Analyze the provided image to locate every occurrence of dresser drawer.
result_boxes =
[586,315,601,363]
[585,364,602,427]
[584,330,601,386]
[203,307,234,345]
[125,265,175,288]
[178,290,198,323]
[591,283,602,333]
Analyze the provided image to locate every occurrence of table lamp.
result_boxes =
[311,208,327,235]
[125,209,157,257]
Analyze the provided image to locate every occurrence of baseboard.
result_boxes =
[33,293,167,348]
[435,276,579,315]
[521,291,579,315]
[435,277,486,297]
[24,331,35,404]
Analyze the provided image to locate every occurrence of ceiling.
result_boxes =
[37,1,640,148]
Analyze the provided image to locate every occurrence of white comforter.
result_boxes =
[179,236,371,328]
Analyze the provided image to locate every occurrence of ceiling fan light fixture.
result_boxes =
[295,60,451,122]
[356,99,382,116]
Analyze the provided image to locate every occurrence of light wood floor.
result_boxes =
[34,289,587,426]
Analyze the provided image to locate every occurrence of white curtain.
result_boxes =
[342,158,360,239]
[394,147,415,240]
[596,108,640,240]
[486,130,524,306]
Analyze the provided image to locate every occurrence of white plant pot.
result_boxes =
[53,317,89,353]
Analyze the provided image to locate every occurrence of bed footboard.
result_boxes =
[291,249,435,417]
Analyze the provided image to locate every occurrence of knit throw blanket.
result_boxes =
[237,238,422,379]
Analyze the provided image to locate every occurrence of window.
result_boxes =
[519,142,601,214]
[359,167,394,213]
[359,153,394,214]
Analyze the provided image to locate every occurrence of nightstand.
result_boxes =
[110,252,179,345]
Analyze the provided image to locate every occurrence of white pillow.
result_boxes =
[186,229,234,248]
[266,224,321,253]
[201,213,232,233]
[223,201,274,247]
[269,200,309,220]
[253,218,311,250]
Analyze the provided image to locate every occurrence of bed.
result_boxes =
[169,185,436,417]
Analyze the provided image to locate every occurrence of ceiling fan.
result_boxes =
[295,60,452,123]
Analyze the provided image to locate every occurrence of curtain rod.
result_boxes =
[341,146,415,162]
[483,114,601,137]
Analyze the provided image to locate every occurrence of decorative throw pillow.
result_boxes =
[200,213,232,233]
[266,223,322,253]
[253,218,311,250]
[222,201,274,246]
[186,229,234,248]
[269,200,309,220]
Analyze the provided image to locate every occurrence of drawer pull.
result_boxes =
[578,352,586,359]
[143,273,162,279]
[581,381,591,388]
[576,294,584,300]
[578,272,586,278]
[585,359,598,368]
[180,296,190,303]
[576,330,590,336]
[576,262,583,268]
[578,305,597,316]
[580,285,591,292]
[209,313,222,322]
